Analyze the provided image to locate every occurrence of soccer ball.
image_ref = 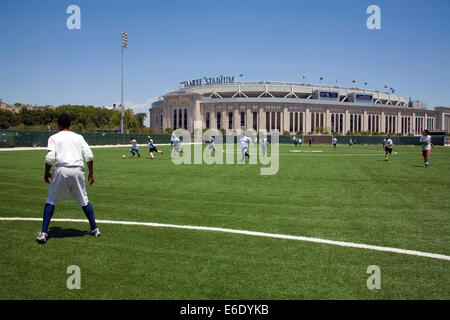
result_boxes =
[122,155,126,159]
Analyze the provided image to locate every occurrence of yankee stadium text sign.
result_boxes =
[181,75,235,87]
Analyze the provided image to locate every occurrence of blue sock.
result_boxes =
[82,202,97,230]
[41,203,55,233]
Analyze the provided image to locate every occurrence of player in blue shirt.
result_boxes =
[147,136,163,159]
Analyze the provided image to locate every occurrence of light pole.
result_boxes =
[120,31,128,134]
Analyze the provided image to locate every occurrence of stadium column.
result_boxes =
[258,108,265,133]
[163,106,171,129]
[210,109,216,129]
[412,113,416,135]
[305,107,311,133]
[222,110,228,131]
[325,109,331,133]
[363,111,368,132]
[283,107,289,133]
[424,113,428,130]
[345,110,350,134]
[246,108,253,132]
[381,112,386,133]
[233,110,240,131]
[397,111,402,134]
[193,100,202,140]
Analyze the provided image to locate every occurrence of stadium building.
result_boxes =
[150,81,450,135]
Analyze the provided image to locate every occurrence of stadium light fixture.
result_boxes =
[120,31,128,134]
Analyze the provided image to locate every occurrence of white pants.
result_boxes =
[46,166,89,207]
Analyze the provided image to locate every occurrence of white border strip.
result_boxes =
[2,217,449,261]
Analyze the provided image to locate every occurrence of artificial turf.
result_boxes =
[0,143,449,299]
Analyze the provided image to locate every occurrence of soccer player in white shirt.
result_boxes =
[260,134,268,157]
[129,137,141,158]
[239,132,252,162]
[171,132,183,159]
[420,129,433,167]
[36,114,100,244]
[208,136,216,153]
[383,135,393,161]
[332,137,337,150]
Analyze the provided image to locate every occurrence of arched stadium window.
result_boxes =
[217,112,221,129]
[206,112,210,129]
[173,109,177,130]
[266,112,270,131]
[184,109,187,129]
[229,112,233,129]
[253,112,257,130]
[350,114,354,132]
[240,112,245,128]
[289,113,293,132]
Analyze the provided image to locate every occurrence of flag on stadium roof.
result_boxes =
[384,85,388,88]
[180,81,184,84]
[364,82,368,86]
[320,77,323,80]
[302,75,306,79]
[239,73,243,77]
[352,80,356,83]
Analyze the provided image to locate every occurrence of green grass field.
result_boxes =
[0,143,449,299]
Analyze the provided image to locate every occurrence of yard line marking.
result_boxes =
[1,217,449,261]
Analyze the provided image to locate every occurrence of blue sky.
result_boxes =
[1,0,449,125]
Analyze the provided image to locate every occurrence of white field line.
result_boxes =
[0,144,174,151]
[1,217,449,262]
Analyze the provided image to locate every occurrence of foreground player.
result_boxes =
[129,137,141,158]
[383,135,393,161]
[332,136,337,150]
[147,136,163,159]
[36,114,100,244]
[420,130,433,167]
[239,132,252,162]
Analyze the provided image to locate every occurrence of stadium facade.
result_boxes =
[150,81,450,135]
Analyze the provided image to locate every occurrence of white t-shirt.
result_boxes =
[420,135,431,150]
[333,138,337,144]
[240,136,251,149]
[260,137,268,147]
[47,131,92,168]
[383,139,393,148]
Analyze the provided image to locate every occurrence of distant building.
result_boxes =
[150,81,450,135]
[0,102,56,113]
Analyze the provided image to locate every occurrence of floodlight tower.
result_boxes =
[120,31,128,134]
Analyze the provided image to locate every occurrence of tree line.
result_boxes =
[0,105,150,133]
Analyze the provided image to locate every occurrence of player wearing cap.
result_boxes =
[36,113,101,244]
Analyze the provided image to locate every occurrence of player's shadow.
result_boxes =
[48,226,88,239]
